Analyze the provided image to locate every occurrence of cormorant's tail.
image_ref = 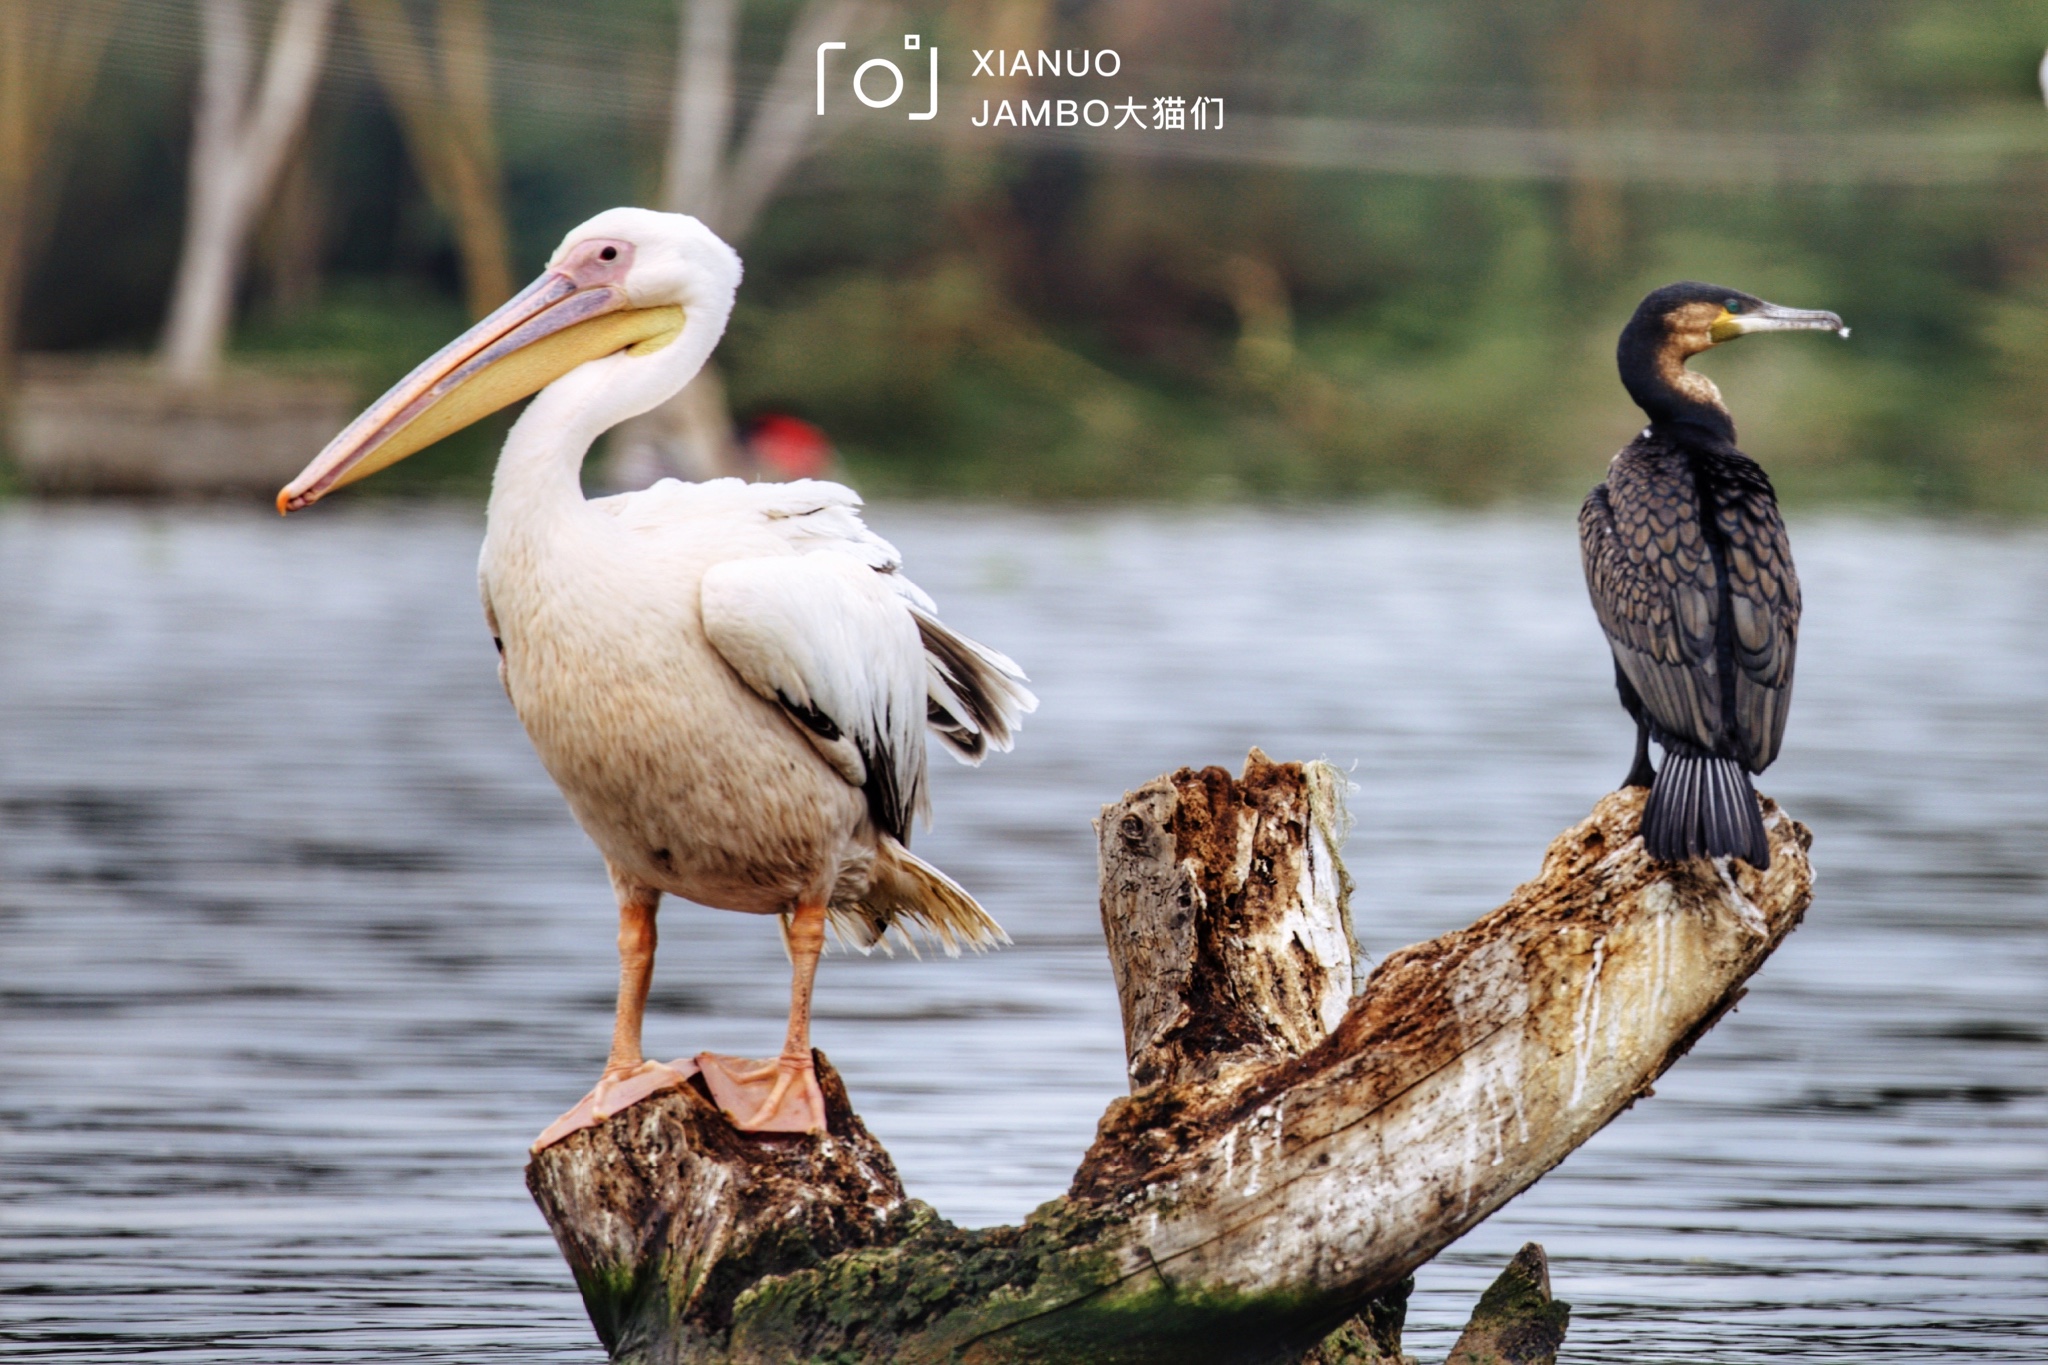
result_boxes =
[819,838,1009,957]
[1642,749,1770,869]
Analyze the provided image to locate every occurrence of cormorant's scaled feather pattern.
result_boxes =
[1579,433,1800,775]
[1580,281,1821,871]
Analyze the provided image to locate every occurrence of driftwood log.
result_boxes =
[528,751,1812,1364]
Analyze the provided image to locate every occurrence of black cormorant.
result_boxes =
[1580,282,1847,868]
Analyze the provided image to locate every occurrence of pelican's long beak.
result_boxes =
[277,271,682,513]
[1712,299,1849,344]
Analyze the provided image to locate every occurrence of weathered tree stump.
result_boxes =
[524,1059,907,1363]
[1098,753,1357,1091]
[528,751,1812,1364]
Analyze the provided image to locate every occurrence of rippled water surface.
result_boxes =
[2,504,2043,1362]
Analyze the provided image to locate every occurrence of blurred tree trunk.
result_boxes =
[0,0,120,397]
[608,0,881,487]
[702,0,878,243]
[1544,0,1684,269]
[159,0,336,388]
[662,0,737,235]
[351,0,511,320]
[255,139,326,315]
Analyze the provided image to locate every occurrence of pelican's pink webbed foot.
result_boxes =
[697,1051,827,1134]
[531,1057,699,1152]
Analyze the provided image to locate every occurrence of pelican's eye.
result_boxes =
[599,245,619,262]
[1724,298,1743,313]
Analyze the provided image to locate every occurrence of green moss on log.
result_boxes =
[1445,1244,1570,1365]
[570,1256,679,1358]
[725,1198,1405,1365]
[1296,1279,1413,1364]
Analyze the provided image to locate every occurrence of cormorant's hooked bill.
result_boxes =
[1580,281,1848,870]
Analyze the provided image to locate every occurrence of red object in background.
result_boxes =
[745,414,835,480]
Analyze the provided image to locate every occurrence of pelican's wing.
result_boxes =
[745,480,1038,767]
[1580,457,1723,754]
[702,550,930,843]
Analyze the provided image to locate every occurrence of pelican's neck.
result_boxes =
[485,295,731,535]
[485,383,603,532]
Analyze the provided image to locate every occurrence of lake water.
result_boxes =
[1,503,2042,1363]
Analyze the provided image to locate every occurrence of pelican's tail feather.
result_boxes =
[914,609,1037,766]
[1641,747,1770,870]
[830,838,1009,957]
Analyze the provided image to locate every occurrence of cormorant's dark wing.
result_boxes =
[1711,475,1799,771]
[1580,451,1724,754]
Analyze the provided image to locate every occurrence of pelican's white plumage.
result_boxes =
[280,208,1033,1140]
[490,473,1028,945]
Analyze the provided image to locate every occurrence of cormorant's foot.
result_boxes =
[531,1057,699,1153]
[1621,762,1657,790]
[697,1051,827,1134]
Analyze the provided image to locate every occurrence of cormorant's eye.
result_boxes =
[1724,298,1743,313]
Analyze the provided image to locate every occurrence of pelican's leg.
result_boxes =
[697,901,830,1134]
[532,881,695,1152]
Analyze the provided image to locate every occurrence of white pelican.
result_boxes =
[277,209,1034,1145]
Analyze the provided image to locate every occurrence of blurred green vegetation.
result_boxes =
[17,0,2048,510]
